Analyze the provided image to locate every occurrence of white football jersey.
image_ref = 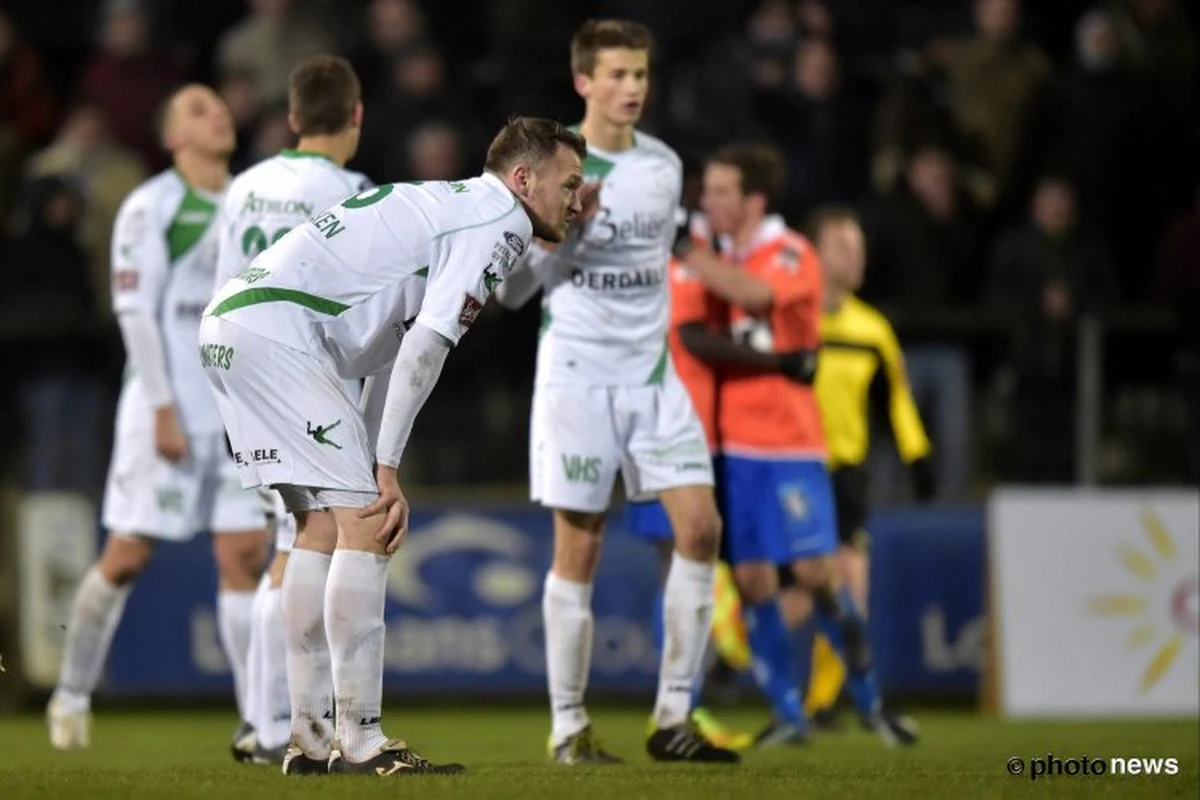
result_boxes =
[111,170,224,435]
[530,131,683,386]
[214,149,371,290]
[205,174,532,378]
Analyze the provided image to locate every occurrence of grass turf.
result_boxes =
[1,707,1196,799]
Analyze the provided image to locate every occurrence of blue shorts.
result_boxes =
[626,498,674,541]
[626,455,723,542]
[720,455,838,565]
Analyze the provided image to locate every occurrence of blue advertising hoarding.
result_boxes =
[103,506,984,699]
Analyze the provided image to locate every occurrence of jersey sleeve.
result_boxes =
[212,189,244,294]
[416,210,533,345]
[878,317,932,463]
[763,239,822,309]
[111,192,169,317]
[669,257,712,326]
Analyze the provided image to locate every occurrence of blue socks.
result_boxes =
[813,587,881,719]
[745,599,805,727]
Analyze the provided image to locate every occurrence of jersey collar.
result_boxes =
[279,148,336,164]
[733,214,787,260]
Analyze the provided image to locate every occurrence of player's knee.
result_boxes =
[791,555,836,593]
[674,507,721,562]
[213,532,270,589]
[552,509,605,581]
[732,562,776,605]
[99,535,154,586]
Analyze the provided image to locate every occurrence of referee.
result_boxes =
[799,205,935,722]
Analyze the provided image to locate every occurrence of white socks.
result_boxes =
[543,573,594,746]
[217,589,255,722]
[247,574,291,749]
[281,549,334,758]
[325,550,390,763]
[54,566,131,705]
[653,553,715,729]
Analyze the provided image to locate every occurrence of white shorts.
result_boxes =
[101,429,265,540]
[530,376,714,513]
[200,316,377,503]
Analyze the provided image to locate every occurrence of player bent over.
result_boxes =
[47,85,269,755]
[201,117,585,775]
[495,20,738,765]
[211,55,372,763]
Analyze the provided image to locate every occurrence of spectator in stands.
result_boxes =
[863,144,984,309]
[240,99,294,168]
[986,176,1119,481]
[357,43,472,181]
[404,121,464,182]
[1108,0,1198,120]
[946,0,1051,200]
[79,2,182,172]
[1041,10,1139,275]
[755,37,870,219]
[217,0,331,103]
[349,0,426,100]
[219,68,264,173]
[27,104,146,314]
[862,143,980,498]
[871,37,995,207]
[0,176,108,497]
[0,9,58,224]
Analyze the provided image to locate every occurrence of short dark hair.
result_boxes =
[570,19,653,75]
[805,205,861,241]
[288,55,361,136]
[708,143,786,211]
[484,116,587,173]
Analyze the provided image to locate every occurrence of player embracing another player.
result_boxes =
[495,19,739,765]
[675,144,918,747]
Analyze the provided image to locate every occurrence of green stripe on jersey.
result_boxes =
[210,287,349,317]
[167,188,218,262]
[414,266,429,277]
[582,152,615,182]
[646,339,668,385]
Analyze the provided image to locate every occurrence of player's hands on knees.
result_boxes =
[361,464,409,554]
[153,405,189,462]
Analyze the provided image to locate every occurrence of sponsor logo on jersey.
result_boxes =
[459,294,484,328]
[233,447,281,465]
[306,419,343,449]
[239,192,314,218]
[503,231,526,256]
[481,265,503,294]
[198,343,235,370]
[561,454,602,484]
[585,209,669,247]
[569,267,665,292]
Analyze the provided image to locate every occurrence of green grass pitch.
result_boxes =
[1,706,1196,799]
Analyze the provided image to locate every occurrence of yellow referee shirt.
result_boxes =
[816,295,931,470]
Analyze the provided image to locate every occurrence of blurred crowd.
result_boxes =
[0,0,1196,499]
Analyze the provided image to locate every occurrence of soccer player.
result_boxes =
[201,116,585,776]
[47,85,268,753]
[675,144,917,747]
[494,20,738,765]
[801,206,934,723]
[212,55,372,763]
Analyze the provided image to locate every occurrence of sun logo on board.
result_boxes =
[1087,506,1199,693]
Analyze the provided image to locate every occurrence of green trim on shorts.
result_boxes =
[646,338,669,385]
[209,287,350,317]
